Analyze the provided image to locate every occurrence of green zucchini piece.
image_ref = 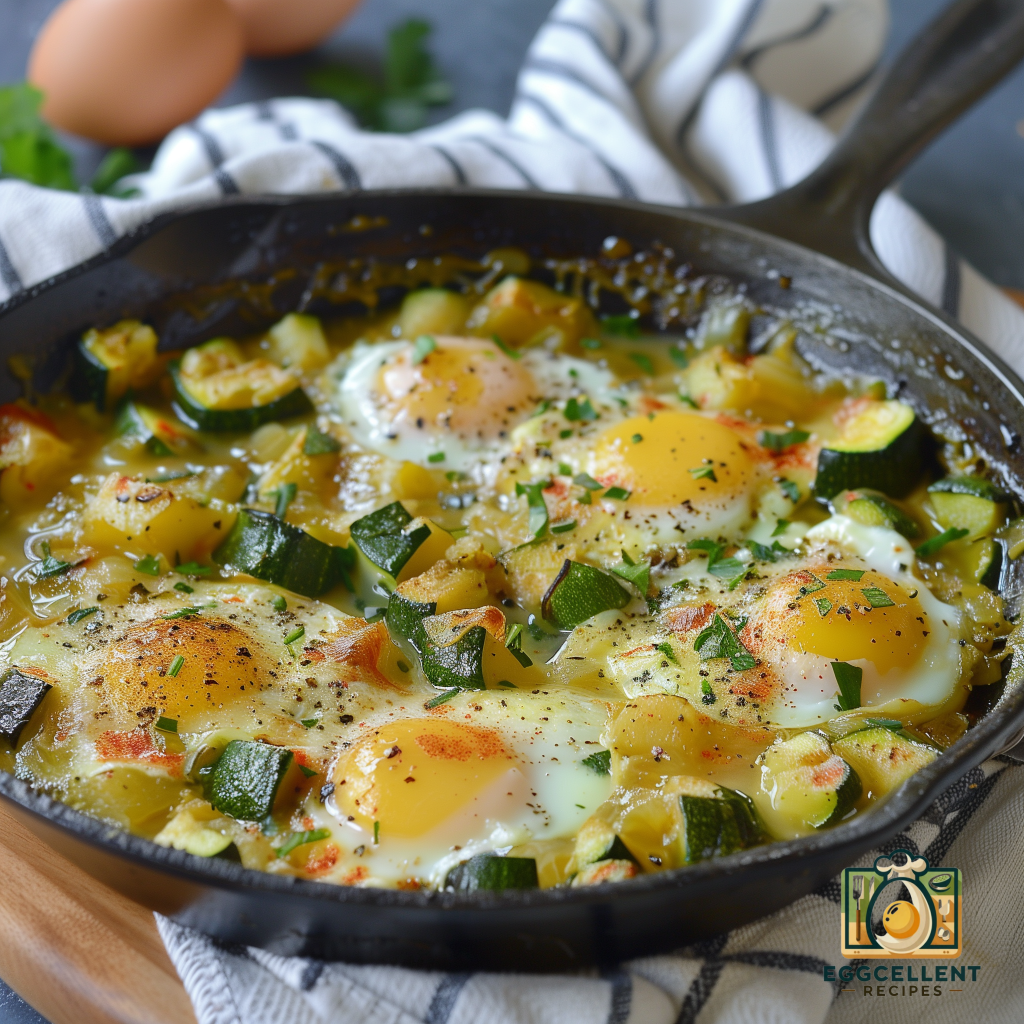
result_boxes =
[761,732,861,828]
[573,817,638,867]
[202,739,293,821]
[385,590,434,652]
[834,489,920,538]
[541,559,631,630]
[385,592,490,691]
[350,502,431,578]
[420,625,488,691]
[973,538,1003,589]
[115,400,193,456]
[445,854,539,891]
[815,400,924,499]
[831,726,937,798]
[678,782,765,864]
[399,288,472,338]
[213,509,350,597]
[169,361,313,433]
[0,668,51,746]
[70,320,159,412]
[928,478,1007,540]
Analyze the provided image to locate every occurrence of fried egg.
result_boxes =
[335,337,619,474]
[8,576,612,885]
[584,515,965,729]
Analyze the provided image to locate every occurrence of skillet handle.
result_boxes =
[718,0,1024,279]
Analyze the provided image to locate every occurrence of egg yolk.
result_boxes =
[592,411,754,506]
[333,718,517,838]
[100,618,271,730]
[756,567,929,674]
[376,336,536,441]
[883,900,920,939]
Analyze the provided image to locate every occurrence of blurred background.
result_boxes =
[0,0,1022,1020]
[0,0,1022,288]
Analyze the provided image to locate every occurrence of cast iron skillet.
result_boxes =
[1,0,1024,971]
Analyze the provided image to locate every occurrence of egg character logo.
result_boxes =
[841,851,962,958]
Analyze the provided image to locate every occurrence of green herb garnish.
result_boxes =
[603,486,631,500]
[134,554,162,576]
[601,314,640,337]
[155,716,178,733]
[35,541,71,580]
[168,655,185,678]
[564,396,597,422]
[303,427,341,455]
[860,586,895,608]
[67,607,98,625]
[581,749,611,774]
[425,688,459,708]
[916,527,969,558]
[277,828,331,858]
[306,19,452,132]
[175,561,212,577]
[832,662,863,711]
[611,550,650,594]
[490,334,521,359]
[689,464,717,482]
[275,482,298,519]
[515,479,550,537]
[630,353,654,375]
[284,626,306,646]
[411,334,436,363]
[693,613,756,672]
[827,569,865,581]
[759,428,810,452]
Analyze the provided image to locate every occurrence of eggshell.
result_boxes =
[225,0,362,57]
[28,0,245,146]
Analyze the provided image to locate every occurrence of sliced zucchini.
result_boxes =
[833,489,920,538]
[0,668,51,746]
[541,560,631,630]
[385,589,435,652]
[115,401,195,456]
[70,320,159,412]
[815,400,924,499]
[760,732,861,828]
[213,509,352,597]
[831,726,937,798]
[399,288,472,338]
[200,739,293,821]
[349,502,431,579]
[572,817,639,869]
[170,340,313,432]
[928,477,1007,540]
[385,591,493,691]
[678,780,766,864]
[571,860,640,886]
[445,853,539,891]
[265,313,329,370]
[421,623,488,691]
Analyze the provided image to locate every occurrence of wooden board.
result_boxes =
[0,802,196,1024]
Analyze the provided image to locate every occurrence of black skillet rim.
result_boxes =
[2,186,1023,913]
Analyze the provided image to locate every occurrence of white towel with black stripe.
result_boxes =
[4,0,1024,1021]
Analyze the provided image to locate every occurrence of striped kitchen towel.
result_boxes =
[5,0,1024,1021]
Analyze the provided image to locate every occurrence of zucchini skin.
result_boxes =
[70,343,113,411]
[446,854,539,891]
[679,786,765,864]
[815,412,926,500]
[202,739,293,821]
[213,509,350,597]
[350,501,431,579]
[541,559,631,630]
[385,591,488,691]
[0,668,51,746]
[170,362,313,433]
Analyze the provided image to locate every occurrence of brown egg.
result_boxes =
[225,0,362,57]
[28,0,245,146]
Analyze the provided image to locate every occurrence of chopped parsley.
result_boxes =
[581,749,611,774]
[67,606,98,625]
[832,662,863,712]
[515,479,551,537]
[134,554,162,576]
[277,829,331,858]
[827,569,865,581]
[694,613,756,672]
[411,334,436,363]
[611,550,650,593]
[630,353,654,375]
[564,396,597,422]
[759,428,810,452]
[689,464,717,482]
[168,655,185,677]
[860,586,895,608]
[490,334,521,359]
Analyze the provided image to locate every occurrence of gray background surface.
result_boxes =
[0,0,1022,1020]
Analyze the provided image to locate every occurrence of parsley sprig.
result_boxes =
[307,20,453,132]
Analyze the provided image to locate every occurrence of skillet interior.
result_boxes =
[1,188,1023,970]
